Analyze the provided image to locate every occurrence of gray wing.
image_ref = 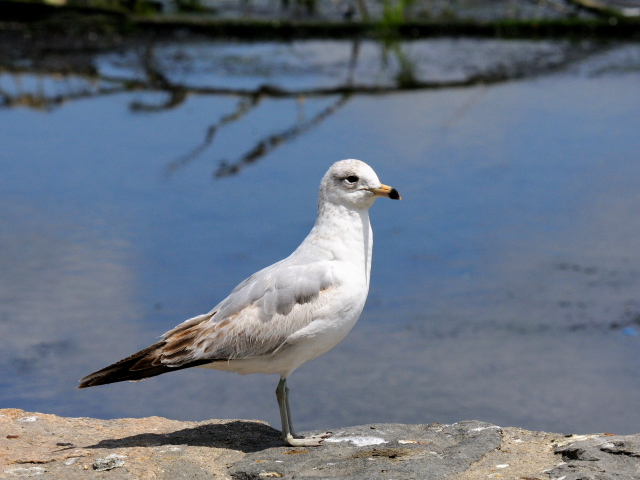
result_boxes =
[130,256,336,370]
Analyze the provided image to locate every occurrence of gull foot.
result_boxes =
[284,432,331,447]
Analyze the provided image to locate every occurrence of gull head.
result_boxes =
[319,159,401,211]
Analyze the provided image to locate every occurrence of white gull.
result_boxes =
[79,159,401,446]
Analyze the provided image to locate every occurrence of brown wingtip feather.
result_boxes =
[78,340,213,388]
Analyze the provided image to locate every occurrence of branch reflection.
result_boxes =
[0,37,615,178]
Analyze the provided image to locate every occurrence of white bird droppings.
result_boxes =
[4,467,46,477]
[17,417,38,423]
[324,436,387,447]
[470,425,500,432]
[496,464,509,468]
[553,435,601,447]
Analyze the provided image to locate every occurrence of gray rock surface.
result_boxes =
[549,434,640,480]
[2,409,639,479]
[230,421,501,479]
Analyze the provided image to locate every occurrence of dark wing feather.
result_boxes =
[77,340,215,388]
[78,312,220,388]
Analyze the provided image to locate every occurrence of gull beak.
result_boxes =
[370,184,402,200]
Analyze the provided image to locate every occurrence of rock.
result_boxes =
[230,421,503,479]
[1,408,638,479]
[93,455,126,471]
[549,434,640,479]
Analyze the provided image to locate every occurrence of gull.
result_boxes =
[78,159,401,446]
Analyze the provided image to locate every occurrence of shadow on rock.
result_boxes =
[85,420,283,453]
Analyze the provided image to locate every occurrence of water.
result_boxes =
[1,38,639,435]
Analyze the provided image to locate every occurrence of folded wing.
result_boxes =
[78,260,335,388]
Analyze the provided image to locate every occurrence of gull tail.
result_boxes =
[77,340,212,388]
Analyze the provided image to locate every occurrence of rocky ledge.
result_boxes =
[1,409,638,479]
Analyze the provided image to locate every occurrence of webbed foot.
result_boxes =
[284,432,331,447]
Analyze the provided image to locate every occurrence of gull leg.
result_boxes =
[275,378,293,441]
[283,379,297,437]
[275,377,330,447]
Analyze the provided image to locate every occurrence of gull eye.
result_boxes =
[345,175,359,183]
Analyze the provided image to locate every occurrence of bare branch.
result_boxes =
[129,45,189,112]
[165,96,262,176]
[215,94,351,178]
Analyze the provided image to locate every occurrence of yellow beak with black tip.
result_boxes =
[369,184,402,200]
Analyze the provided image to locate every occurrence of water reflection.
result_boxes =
[0,38,639,434]
[0,202,146,412]
[0,39,614,177]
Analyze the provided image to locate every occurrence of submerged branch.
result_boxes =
[167,37,362,178]
[0,36,616,180]
[215,94,351,178]
[0,84,128,110]
[130,45,189,112]
[165,96,262,176]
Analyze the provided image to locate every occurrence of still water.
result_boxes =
[1,39,639,435]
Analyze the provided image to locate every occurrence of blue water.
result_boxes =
[1,39,639,435]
